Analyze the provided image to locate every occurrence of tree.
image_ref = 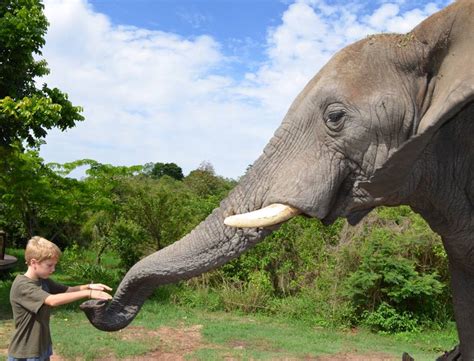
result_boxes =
[184,161,235,198]
[0,0,84,244]
[0,149,90,246]
[143,162,184,181]
[0,0,83,149]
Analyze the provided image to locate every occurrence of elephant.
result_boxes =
[81,0,474,359]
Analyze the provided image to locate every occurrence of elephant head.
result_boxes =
[81,1,474,355]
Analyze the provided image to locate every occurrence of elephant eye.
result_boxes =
[325,110,346,130]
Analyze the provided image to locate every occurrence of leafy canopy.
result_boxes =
[0,0,84,148]
[143,162,184,181]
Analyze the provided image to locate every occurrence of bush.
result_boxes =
[170,285,223,311]
[362,302,421,333]
[219,271,274,313]
[109,219,149,268]
[61,244,122,288]
[342,209,451,332]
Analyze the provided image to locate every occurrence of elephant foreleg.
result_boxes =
[450,261,474,360]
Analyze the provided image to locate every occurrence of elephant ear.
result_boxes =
[360,0,474,198]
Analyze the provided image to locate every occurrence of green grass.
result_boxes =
[49,310,156,360]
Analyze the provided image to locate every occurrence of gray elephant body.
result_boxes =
[82,1,474,359]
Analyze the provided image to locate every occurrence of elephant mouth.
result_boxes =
[224,181,376,230]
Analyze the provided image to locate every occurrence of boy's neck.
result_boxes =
[24,267,40,281]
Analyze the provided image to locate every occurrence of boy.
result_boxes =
[8,236,113,361]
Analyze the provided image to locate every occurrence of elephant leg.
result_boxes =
[449,261,474,360]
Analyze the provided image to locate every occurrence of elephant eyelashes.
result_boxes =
[325,110,346,131]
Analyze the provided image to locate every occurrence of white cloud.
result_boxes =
[41,0,270,178]
[40,0,452,179]
[367,3,401,28]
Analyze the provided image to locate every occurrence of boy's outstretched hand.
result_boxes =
[88,283,113,300]
[90,290,113,300]
[88,283,113,292]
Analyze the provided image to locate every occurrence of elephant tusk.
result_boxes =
[224,203,301,228]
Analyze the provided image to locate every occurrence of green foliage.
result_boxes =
[0,0,83,148]
[344,228,444,312]
[0,0,83,243]
[109,218,149,268]
[0,89,83,148]
[219,270,274,313]
[184,161,236,198]
[0,148,89,245]
[362,302,421,333]
[0,0,49,99]
[170,284,223,311]
[60,244,122,288]
[143,161,184,180]
[340,208,451,332]
[220,216,343,296]
[43,160,235,268]
[120,175,200,250]
[339,207,452,332]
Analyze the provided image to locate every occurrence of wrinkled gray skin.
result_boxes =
[81,1,474,358]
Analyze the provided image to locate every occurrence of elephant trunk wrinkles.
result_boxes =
[80,197,271,331]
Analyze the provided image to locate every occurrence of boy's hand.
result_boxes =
[88,283,113,292]
[90,290,113,301]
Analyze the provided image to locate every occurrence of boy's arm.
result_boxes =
[44,289,112,307]
[66,284,88,292]
[66,283,112,293]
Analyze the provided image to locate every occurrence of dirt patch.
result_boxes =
[118,325,160,342]
[151,323,205,359]
[59,324,206,361]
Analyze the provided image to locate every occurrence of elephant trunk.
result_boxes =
[80,192,272,331]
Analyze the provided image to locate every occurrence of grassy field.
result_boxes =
[0,248,459,360]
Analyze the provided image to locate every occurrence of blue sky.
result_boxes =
[39,0,453,179]
[88,0,289,78]
[89,0,288,39]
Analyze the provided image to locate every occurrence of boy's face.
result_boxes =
[31,257,58,279]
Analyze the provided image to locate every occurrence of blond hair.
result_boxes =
[25,236,62,264]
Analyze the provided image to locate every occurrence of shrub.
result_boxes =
[362,302,421,333]
[109,219,149,268]
[61,244,122,288]
[342,211,451,332]
[219,271,274,313]
[170,284,223,311]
